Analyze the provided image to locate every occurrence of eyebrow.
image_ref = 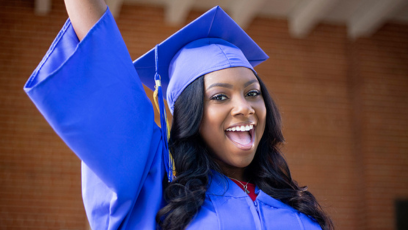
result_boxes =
[207,82,233,90]
[244,79,259,88]
[207,79,259,90]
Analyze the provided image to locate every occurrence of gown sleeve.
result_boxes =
[24,8,165,229]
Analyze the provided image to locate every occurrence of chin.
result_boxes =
[228,153,256,168]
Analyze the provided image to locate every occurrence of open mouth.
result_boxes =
[225,124,255,150]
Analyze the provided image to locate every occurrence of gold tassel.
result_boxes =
[153,79,176,179]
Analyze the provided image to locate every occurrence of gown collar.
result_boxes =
[207,171,294,210]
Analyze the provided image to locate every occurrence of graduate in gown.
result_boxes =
[24,0,333,229]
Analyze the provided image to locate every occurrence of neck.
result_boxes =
[217,162,247,181]
[209,155,250,181]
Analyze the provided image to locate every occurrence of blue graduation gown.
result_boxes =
[24,8,321,230]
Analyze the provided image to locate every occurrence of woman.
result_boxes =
[24,0,333,229]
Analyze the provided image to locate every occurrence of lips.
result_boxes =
[225,124,255,150]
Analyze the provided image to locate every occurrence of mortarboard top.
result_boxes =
[133,5,269,114]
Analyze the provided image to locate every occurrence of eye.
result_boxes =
[247,90,261,97]
[211,94,228,101]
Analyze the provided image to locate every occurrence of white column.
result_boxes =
[165,0,196,25]
[289,0,340,38]
[348,0,407,38]
[230,0,267,29]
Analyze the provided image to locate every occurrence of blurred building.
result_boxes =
[1,0,408,229]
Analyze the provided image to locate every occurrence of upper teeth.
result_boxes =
[226,124,254,132]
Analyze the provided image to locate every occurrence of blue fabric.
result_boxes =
[166,38,254,114]
[133,6,269,114]
[24,8,321,230]
[24,9,164,229]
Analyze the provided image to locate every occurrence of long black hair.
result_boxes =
[156,74,334,230]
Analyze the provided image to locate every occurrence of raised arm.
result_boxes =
[24,5,165,228]
[64,0,107,40]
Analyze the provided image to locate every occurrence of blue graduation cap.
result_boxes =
[133,5,268,182]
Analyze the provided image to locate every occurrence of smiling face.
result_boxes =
[199,67,267,179]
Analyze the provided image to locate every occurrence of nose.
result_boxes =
[231,96,255,117]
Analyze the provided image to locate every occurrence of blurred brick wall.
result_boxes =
[0,1,407,229]
[348,25,408,230]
